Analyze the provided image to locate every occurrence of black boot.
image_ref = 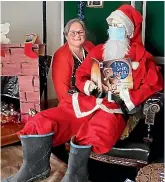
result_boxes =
[61,136,92,182]
[3,132,54,182]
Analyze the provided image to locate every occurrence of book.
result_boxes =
[91,57,133,94]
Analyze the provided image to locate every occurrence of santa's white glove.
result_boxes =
[89,81,97,93]
[84,80,97,96]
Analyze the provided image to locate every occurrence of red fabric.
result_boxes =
[24,43,38,58]
[52,41,95,102]
[18,97,91,147]
[118,5,143,45]
[18,95,125,154]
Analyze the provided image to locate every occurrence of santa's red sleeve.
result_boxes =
[120,57,164,111]
[76,45,103,95]
[52,51,71,101]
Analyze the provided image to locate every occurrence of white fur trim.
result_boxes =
[72,93,100,118]
[106,10,134,37]
[96,98,123,114]
[120,89,135,111]
[108,91,115,103]
[84,80,93,96]
[131,62,139,70]
[99,104,123,114]
[72,93,123,118]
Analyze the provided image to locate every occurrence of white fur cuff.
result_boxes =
[84,80,93,96]
[120,89,135,111]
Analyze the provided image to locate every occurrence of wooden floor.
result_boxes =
[1,144,92,182]
[1,144,67,182]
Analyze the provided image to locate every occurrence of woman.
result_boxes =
[3,19,94,182]
[52,19,94,101]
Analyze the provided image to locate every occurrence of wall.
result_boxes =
[64,1,130,45]
[64,1,164,57]
[1,1,43,43]
[145,1,164,56]
[46,1,62,99]
[1,1,63,99]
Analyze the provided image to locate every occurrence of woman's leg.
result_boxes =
[18,103,91,146]
[3,102,91,182]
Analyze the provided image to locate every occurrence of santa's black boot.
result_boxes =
[3,132,54,182]
[61,136,92,182]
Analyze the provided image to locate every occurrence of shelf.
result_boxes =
[1,123,25,147]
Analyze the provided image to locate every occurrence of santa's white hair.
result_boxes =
[103,37,130,61]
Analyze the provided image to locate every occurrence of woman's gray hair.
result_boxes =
[63,18,86,37]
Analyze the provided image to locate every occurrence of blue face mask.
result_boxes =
[107,26,126,40]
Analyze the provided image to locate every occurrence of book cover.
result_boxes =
[91,57,133,94]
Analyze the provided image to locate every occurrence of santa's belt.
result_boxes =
[91,90,129,119]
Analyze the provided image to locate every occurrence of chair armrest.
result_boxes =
[143,92,164,125]
[143,92,164,143]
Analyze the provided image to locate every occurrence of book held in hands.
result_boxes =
[91,57,133,95]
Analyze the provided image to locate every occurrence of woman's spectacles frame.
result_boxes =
[68,30,85,37]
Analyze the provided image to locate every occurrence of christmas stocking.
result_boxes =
[1,49,5,57]
[24,42,37,58]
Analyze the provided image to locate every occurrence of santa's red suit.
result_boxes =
[18,5,163,154]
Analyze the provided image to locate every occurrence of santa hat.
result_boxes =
[106,5,143,44]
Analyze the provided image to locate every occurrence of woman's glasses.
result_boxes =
[69,30,85,37]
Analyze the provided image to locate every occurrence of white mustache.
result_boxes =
[103,38,130,61]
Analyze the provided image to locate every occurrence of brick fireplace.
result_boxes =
[1,44,40,123]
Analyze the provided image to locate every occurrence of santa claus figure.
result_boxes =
[3,5,163,182]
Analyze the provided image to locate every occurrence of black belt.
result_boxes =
[91,89,129,121]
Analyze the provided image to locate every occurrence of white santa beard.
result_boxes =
[103,38,130,61]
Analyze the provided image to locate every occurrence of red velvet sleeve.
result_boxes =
[76,45,103,93]
[52,52,72,101]
[129,59,164,106]
[120,56,164,111]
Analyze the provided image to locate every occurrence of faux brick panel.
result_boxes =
[9,48,30,63]
[1,52,10,62]
[2,63,21,76]
[20,102,35,114]
[26,91,40,102]
[33,76,40,87]
[21,62,39,76]
[35,103,40,112]
[34,87,40,92]
[18,76,34,92]
[0,63,3,74]
[1,44,41,124]
[19,92,27,102]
